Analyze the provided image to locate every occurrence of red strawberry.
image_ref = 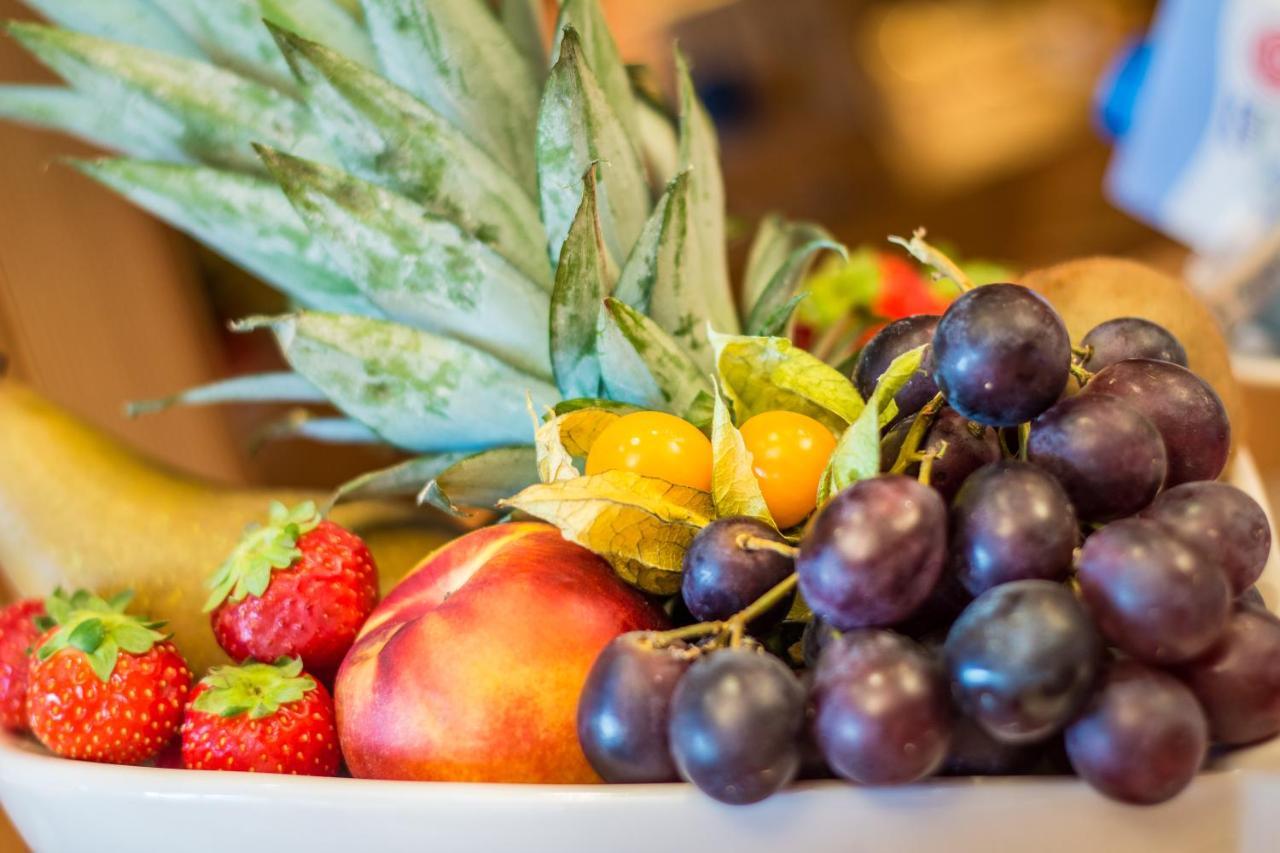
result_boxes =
[26,589,191,764]
[205,501,378,682]
[180,657,339,776]
[0,598,44,731]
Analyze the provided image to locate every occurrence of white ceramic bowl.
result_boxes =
[2,452,1278,853]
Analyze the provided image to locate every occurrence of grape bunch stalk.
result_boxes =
[577,266,1280,807]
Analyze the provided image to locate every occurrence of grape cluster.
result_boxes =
[578,287,1280,807]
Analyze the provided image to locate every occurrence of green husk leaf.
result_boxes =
[500,470,714,594]
[537,28,649,265]
[499,0,548,74]
[112,622,160,655]
[126,372,325,417]
[534,407,622,483]
[204,501,320,611]
[75,159,372,315]
[21,0,203,57]
[85,640,119,684]
[742,216,833,316]
[674,48,737,336]
[711,332,864,432]
[6,23,329,172]
[745,238,846,336]
[710,385,773,525]
[258,147,553,380]
[598,297,711,415]
[361,0,540,190]
[329,453,470,506]
[0,84,191,159]
[269,26,549,285]
[419,447,539,512]
[67,618,104,654]
[551,169,615,398]
[867,344,927,428]
[818,396,881,504]
[193,659,317,720]
[238,312,558,453]
[552,0,640,146]
[34,588,165,681]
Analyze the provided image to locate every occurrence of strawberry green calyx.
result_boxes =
[204,501,322,613]
[34,589,168,682]
[192,657,317,720]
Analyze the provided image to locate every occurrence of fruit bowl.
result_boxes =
[2,450,1277,853]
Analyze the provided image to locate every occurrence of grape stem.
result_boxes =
[650,572,801,650]
[736,533,798,560]
[1018,422,1030,461]
[889,392,946,474]
[916,440,948,486]
[888,229,975,293]
[1069,363,1094,386]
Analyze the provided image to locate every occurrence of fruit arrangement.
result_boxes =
[0,0,1275,830]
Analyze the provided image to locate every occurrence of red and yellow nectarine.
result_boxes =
[334,523,666,783]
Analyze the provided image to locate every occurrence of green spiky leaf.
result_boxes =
[127,372,325,417]
[269,26,549,285]
[329,453,472,505]
[204,501,321,612]
[21,0,203,58]
[551,169,615,398]
[745,238,847,336]
[751,291,809,339]
[192,658,317,720]
[419,447,540,513]
[258,148,553,380]
[34,588,166,682]
[742,216,833,316]
[238,312,558,453]
[710,384,773,525]
[75,159,372,315]
[361,0,540,189]
[553,0,640,146]
[597,297,711,415]
[537,28,649,265]
[253,412,382,447]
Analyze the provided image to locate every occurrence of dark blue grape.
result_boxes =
[1077,518,1230,664]
[797,476,947,630]
[1141,482,1271,595]
[942,716,1043,776]
[810,630,951,785]
[1239,586,1269,613]
[945,580,1101,744]
[577,632,693,783]
[801,617,838,669]
[681,517,794,629]
[1027,394,1167,522]
[1176,606,1280,745]
[668,648,804,804]
[1081,317,1188,373]
[1082,359,1229,486]
[950,461,1077,597]
[1066,660,1207,805]
[853,315,939,424]
[880,408,1001,503]
[931,284,1070,426]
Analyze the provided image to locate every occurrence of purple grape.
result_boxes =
[668,648,804,804]
[950,461,1078,597]
[945,580,1101,744]
[577,632,693,783]
[1065,660,1207,805]
[1176,606,1280,745]
[801,618,838,668]
[931,284,1071,427]
[895,567,973,643]
[853,315,939,423]
[1082,359,1229,486]
[681,517,795,629]
[1027,394,1167,522]
[797,476,947,630]
[1141,482,1271,595]
[880,408,1001,503]
[1081,317,1188,373]
[942,716,1043,776]
[810,630,952,785]
[1077,518,1230,664]
[1238,586,1269,613]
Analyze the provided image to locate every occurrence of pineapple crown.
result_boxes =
[204,500,322,612]
[34,589,168,682]
[192,657,317,720]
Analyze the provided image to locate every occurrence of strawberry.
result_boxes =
[0,598,44,732]
[180,657,340,776]
[205,501,378,682]
[26,589,191,764]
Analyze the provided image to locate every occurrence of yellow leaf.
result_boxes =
[710,385,773,525]
[533,407,621,483]
[500,470,714,594]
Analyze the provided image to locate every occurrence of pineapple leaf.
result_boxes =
[745,237,847,336]
[751,291,809,339]
[710,383,774,527]
[550,169,615,399]
[252,411,382,448]
[20,0,203,58]
[330,453,472,505]
[163,0,376,93]
[499,470,715,595]
[361,0,540,190]
[75,159,373,315]
[0,85,188,160]
[236,312,559,453]
[537,28,649,266]
[7,23,329,173]
[553,398,643,417]
[257,147,553,381]
[674,47,737,336]
[126,372,325,417]
[597,297,712,417]
[633,82,679,190]
[552,0,640,146]
[611,170,678,312]
[270,26,550,287]
[711,331,864,433]
[419,447,540,513]
[498,0,548,76]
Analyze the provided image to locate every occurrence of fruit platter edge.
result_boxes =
[1,450,1278,853]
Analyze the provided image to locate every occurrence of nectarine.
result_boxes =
[335,523,666,783]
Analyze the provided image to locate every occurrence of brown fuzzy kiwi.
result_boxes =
[1022,257,1244,457]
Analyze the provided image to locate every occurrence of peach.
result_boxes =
[335,522,667,783]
